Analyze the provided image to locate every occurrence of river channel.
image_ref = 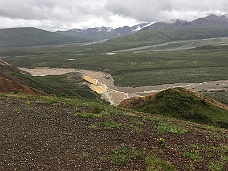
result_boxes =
[20,67,228,106]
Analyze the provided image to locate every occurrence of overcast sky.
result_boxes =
[0,0,227,31]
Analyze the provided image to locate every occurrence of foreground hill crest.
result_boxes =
[119,87,228,128]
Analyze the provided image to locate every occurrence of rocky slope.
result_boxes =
[0,94,227,170]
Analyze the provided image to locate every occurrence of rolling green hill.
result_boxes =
[0,27,85,47]
[119,87,228,129]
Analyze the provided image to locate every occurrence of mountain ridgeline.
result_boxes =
[0,23,149,47]
[1,14,228,48]
[141,14,228,31]
[56,23,149,41]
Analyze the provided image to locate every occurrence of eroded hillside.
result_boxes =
[0,60,46,95]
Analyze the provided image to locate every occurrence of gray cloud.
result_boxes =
[0,0,107,20]
[0,0,227,31]
[0,0,111,30]
[105,0,228,22]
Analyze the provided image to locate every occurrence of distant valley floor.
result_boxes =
[20,67,228,105]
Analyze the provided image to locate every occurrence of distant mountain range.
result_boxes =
[56,23,149,41]
[141,14,228,31]
[58,14,228,41]
[0,14,228,47]
[103,14,228,50]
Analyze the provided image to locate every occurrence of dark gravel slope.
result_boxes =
[0,94,227,171]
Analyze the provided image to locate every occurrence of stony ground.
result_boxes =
[0,94,227,171]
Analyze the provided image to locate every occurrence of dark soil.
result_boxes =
[0,94,227,171]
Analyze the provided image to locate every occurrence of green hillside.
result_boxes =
[12,72,101,101]
[0,27,84,47]
[119,87,228,129]
[57,30,111,42]
[0,61,99,101]
[103,26,228,50]
[56,31,93,42]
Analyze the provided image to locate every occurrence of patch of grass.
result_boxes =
[13,107,21,113]
[182,143,228,169]
[88,125,97,130]
[145,155,176,171]
[92,106,103,114]
[102,145,144,166]
[188,143,217,158]
[218,144,228,154]
[74,113,106,118]
[208,155,228,171]
[185,163,196,171]
[127,119,145,132]
[189,144,207,150]
[129,124,143,133]
[73,106,108,118]
[156,122,188,134]
[88,119,123,130]
[182,151,203,162]
[133,120,145,126]
[97,119,123,130]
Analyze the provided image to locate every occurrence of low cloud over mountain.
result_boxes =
[0,0,228,31]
